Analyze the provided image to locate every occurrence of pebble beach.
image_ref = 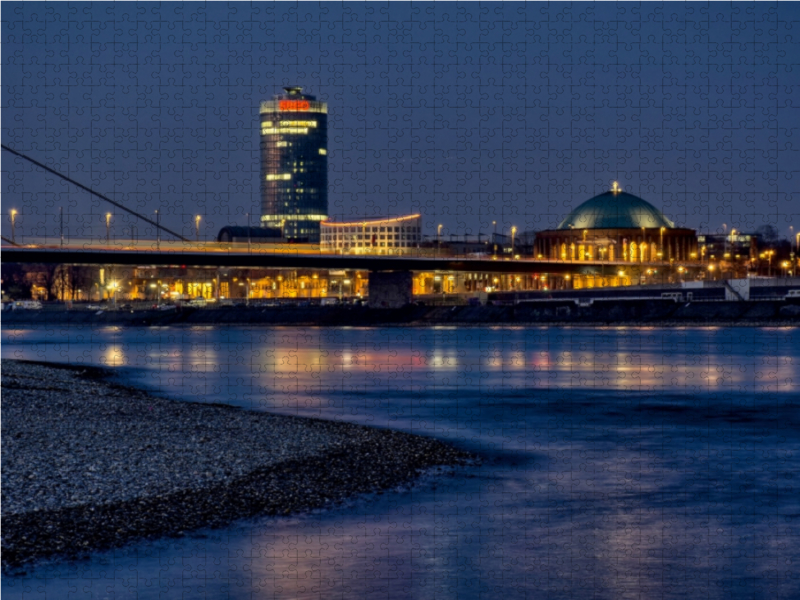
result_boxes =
[1,360,471,570]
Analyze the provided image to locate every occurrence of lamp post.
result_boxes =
[511,226,517,255]
[60,207,64,248]
[155,210,160,250]
[492,221,497,256]
[660,227,665,262]
[437,224,443,248]
[247,213,252,253]
[105,213,112,245]
[10,209,17,244]
[108,281,118,307]
[195,215,201,242]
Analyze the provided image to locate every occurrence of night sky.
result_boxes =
[2,2,798,244]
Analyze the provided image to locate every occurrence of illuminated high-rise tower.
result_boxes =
[259,86,328,242]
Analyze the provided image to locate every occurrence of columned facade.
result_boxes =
[534,184,698,264]
[534,227,698,263]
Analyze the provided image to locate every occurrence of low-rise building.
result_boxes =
[320,214,422,254]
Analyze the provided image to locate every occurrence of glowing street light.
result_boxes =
[195,215,201,242]
[511,226,517,255]
[660,227,666,262]
[437,224,443,247]
[155,210,161,250]
[9,209,17,244]
[107,280,119,306]
[105,213,112,245]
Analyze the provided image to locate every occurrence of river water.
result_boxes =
[2,324,799,600]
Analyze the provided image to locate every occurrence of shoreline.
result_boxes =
[1,360,474,571]
[2,299,799,328]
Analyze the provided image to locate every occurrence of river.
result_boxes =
[2,324,799,599]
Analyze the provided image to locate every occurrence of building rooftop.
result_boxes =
[556,186,675,230]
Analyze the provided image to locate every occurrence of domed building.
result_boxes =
[534,183,697,264]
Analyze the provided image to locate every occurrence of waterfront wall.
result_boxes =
[3,299,799,327]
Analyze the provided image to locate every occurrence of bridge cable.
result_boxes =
[1,144,190,242]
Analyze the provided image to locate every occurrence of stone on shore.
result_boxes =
[1,360,472,570]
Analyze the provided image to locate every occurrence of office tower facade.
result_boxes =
[259,86,328,242]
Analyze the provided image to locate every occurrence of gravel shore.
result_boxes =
[1,360,472,570]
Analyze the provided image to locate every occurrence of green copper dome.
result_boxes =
[556,191,675,230]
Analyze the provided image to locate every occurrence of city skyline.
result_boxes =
[2,2,798,243]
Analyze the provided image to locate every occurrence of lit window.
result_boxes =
[262,127,309,135]
[319,148,327,155]
[279,120,317,128]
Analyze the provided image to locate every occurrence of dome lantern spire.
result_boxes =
[610,181,622,194]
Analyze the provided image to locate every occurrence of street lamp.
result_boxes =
[107,280,118,307]
[195,215,201,242]
[155,210,160,250]
[511,226,517,255]
[105,213,112,245]
[10,209,17,244]
[492,221,497,256]
[767,250,774,277]
[660,227,665,262]
[437,224,443,247]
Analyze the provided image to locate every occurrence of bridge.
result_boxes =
[2,241,702,307]
[0,242,648,274]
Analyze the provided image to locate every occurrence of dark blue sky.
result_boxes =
[2,2,798,244]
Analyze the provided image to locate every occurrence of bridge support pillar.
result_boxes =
[368,270,413,308]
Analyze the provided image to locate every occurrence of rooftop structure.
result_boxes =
[557,185,675,230]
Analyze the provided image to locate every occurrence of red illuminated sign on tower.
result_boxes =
[279,100,310,111]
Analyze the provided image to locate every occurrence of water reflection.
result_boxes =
[1,325,799,599]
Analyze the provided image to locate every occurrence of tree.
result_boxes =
[1,263,32,300]
[23,264,59,301]
[755,225,779,242]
